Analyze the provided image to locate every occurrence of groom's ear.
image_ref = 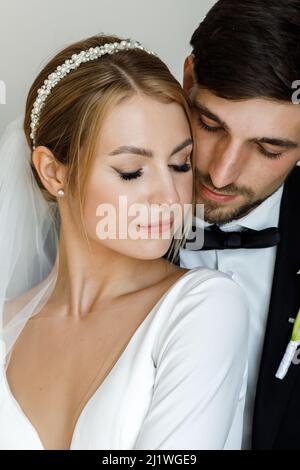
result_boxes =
[183,55,195,93]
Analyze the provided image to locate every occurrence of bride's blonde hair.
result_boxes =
[24,34,195,262]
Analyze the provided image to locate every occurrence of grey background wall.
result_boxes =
[0,0,216,136]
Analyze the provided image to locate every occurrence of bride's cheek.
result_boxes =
[176,173,194,205]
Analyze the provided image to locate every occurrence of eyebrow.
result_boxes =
[193,99,299,150]
[108,138,193,158]
[250,137,299,150]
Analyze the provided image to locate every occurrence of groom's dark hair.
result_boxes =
[190,0,300,101]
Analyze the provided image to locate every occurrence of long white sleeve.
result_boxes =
[133,274,249,450]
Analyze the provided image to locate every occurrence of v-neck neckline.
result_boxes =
[1,268,199,450]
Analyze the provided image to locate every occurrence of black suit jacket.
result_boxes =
[252,165,300,449]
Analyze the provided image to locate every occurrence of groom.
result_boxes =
[180,0,300,449]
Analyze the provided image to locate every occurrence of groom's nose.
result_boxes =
[207,138,245,189]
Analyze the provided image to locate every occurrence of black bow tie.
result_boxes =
[189,224,281,251]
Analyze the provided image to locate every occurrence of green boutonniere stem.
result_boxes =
[276,309,300,380]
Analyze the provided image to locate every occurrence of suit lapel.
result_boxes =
[252,166,300,448]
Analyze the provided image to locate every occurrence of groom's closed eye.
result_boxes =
[192,101,228,133]
[197,115,225,133]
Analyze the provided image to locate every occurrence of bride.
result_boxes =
[0,34,248,450]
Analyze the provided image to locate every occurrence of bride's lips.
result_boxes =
[198,182,237,203]
[138,218,174,232]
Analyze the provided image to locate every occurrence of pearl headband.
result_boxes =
[30,39,156,149]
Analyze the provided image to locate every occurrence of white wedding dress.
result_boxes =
[0,267,248,450]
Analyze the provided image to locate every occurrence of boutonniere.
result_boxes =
[276,269,300,380]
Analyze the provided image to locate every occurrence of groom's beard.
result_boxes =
[195,169,265,225]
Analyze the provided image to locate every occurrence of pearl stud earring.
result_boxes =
[57,188,65,198]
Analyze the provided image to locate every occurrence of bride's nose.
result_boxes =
[148,168,181,207]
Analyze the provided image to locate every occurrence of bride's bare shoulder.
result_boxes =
[3,279,49,325]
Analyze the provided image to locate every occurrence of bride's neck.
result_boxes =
[49,228,173,319]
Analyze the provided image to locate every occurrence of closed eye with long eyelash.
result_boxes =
[117,169,143,181]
